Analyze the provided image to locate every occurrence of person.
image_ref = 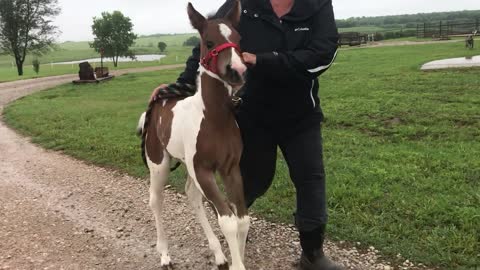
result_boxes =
[151,0,341,269]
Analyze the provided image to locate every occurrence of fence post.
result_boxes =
[424,23,426,38]
[439,21,442,38]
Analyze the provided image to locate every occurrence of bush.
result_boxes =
[183,36,200,47]
[374,32,384,41]
[32,59,40,74]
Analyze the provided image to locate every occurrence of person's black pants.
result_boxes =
[237,109,327,232]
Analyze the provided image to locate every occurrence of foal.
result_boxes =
[137,2,249,270]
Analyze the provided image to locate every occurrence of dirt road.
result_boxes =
[0,66,418,270]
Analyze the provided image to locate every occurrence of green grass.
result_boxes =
[338,26,387,33]
[0,34,197,82]
[4,42,480,269]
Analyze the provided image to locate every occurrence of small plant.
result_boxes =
[32,59,40,74]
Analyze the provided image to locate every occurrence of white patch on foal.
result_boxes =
[219,23,247,81]
[219,23,232,41]
[167,69,207,197]
[145,145,172,267]
[237,216,251,260]
[219,215,246,270]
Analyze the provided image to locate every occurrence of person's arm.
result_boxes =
[253,0,338,79]
[176,45,200,86]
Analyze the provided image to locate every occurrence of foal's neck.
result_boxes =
[195,67,234,118]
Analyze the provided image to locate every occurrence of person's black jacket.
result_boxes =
[177,0,338,122]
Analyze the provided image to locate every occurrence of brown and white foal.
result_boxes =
[137,2,249,270]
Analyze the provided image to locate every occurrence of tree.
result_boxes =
[90,11,137,67]
[0,0,60,76]
[157,41,167,52]
[32,58,40,74]
[183,36,200,47]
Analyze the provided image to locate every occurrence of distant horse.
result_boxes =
[137,1,249,270]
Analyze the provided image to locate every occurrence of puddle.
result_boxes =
[53,54,166,65]
[421,55,480,70]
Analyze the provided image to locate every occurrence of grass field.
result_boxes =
[0,34,197,82]
[338,26,387,33]
[4,42,480,269]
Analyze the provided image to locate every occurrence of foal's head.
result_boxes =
[187,1,246,90]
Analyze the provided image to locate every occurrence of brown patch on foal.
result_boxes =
[192,73,247,217]
[145,100,178,164]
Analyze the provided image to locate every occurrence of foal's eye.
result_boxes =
[206,41,214,49]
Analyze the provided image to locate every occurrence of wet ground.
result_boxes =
[53,54,166,65]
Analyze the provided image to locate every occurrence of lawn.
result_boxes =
[3,42,480,269]
[0,34,197,82]
[338,26,387,33]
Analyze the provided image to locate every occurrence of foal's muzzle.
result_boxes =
[225,64,246,87]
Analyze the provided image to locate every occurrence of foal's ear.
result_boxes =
[225,0,241,28]
[187,3,206,33]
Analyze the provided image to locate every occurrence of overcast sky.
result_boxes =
[54,0,480,42]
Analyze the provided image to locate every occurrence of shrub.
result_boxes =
[183,36,200,47]
[32,59,40,74]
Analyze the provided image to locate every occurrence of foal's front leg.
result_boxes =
[221,167,250,261]
[146,151,172,268]
[186,165,246,270]
[185,176,228,269]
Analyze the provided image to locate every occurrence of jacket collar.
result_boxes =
[243,0,328,21]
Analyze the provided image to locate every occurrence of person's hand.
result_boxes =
[242,52,257,66]
[150,84,168,102]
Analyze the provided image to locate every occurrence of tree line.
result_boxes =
[337,10,480,29]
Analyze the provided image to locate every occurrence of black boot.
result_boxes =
[299,225,344,270]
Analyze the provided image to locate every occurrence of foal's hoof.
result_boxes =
[217,262,229,270]
[161,263,174,270]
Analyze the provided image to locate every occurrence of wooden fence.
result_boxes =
[417,19,480,38]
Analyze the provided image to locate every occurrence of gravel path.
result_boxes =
[0,67,427,270]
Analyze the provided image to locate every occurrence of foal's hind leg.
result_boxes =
[185,176,228,268]
[146,151,172,268]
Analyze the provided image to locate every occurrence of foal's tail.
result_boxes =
[138,93,160,168]
[137,110,149,167]
[136,112,146,137]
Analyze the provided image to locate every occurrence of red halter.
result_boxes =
[200,42,241,74]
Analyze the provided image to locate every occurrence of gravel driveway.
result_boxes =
[0,66,426,270]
